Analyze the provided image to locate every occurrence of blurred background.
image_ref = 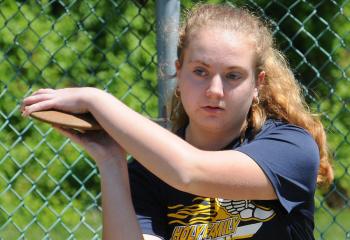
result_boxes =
[0,0,349,239]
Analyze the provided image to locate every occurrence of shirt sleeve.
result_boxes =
[236,122,320,213]
[128,159,167,239]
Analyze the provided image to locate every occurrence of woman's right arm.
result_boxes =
[98,158,143,239]
[52,127,146,239]
[88,146,164,240]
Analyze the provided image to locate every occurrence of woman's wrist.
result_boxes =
[97,156,129,188]
[79,87,105,113]
[96,155,127,173]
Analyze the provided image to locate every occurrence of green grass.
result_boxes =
[0,209,102,239]
[314,200,350,239]
[0,205,348,239]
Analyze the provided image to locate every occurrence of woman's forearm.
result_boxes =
[83,89,275,201]
[86,89,197,191]
[98,158,143,240]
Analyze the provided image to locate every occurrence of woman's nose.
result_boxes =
[206,74,224,99]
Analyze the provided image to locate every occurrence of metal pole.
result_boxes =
[156,0,180,127]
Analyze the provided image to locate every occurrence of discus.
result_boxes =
[30,110,101,131]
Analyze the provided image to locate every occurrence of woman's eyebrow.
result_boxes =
[188,60,210,67]
[227,66,246,71]
[188,59,248,72]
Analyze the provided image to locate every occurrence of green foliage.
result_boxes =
[0,0,157,237]
[0,0,349,238]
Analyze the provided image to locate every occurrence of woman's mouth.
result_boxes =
[202,106,224,113]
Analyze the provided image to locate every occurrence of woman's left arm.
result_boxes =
[22,87,276,200]
[85,89,276,200]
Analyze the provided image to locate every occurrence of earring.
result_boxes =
[252,96,260,107]
[174,88,180,98]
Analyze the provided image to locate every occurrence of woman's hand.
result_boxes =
[52,125,127,167]
[21,87,126,166]
[21,87,101,116]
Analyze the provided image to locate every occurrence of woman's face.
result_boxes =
[176,28,261,134]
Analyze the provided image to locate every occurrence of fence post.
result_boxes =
[156,0,180,127]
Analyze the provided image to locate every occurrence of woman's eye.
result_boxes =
[226,72,241,80]
[193,68,207,77]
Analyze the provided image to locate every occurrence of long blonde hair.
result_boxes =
[169,3,333,187]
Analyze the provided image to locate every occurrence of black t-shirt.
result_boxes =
[128,119,319,239]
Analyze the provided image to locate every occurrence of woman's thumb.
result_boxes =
[52,125,84,145]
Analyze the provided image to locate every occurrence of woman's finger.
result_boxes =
[22,93,54,107]
[22,99,56,116]
[32,88,55,96]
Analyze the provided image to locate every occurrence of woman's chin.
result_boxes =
[191,118,232,132]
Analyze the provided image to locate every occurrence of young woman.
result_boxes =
[22,3,333,240]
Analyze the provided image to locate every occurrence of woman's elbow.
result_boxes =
[174,150,201,193]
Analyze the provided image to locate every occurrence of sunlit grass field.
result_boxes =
[314,204,350,240]
[1,205,348,239]
[0,209,101,239]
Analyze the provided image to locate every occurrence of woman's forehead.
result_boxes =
[184,28,256,68]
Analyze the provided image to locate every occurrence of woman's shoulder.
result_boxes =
[242,118,320,171]
[261,118,311,133]
[256,119,317,144]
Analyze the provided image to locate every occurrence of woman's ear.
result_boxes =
[257,71,265,87]
[254,71,265,98]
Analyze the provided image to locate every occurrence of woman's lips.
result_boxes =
[202,106,224,113]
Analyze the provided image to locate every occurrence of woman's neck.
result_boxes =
[185,124,242,151]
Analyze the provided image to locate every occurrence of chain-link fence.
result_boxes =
[0,0,349,239]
